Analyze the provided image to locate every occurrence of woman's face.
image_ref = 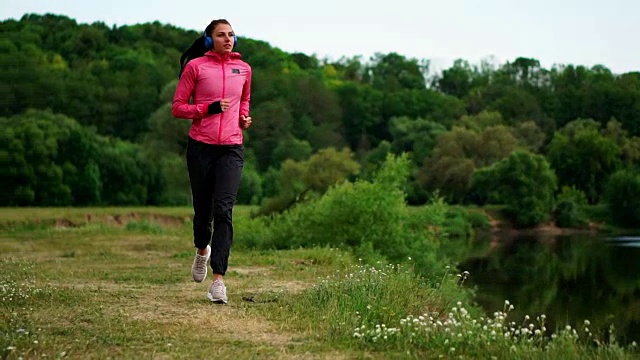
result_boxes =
[212,24,235,53]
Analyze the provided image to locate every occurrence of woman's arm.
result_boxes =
[239,67,252,117]
[171,62,208,119]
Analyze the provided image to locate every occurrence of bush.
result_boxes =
[255,147,360,215]
[605,169,640,228]
[237,163,263,205]
[472,151,557,228]
[465,209,492,230]
[253,153,449,276]
[554,186,589,228]
[268,154,411,257]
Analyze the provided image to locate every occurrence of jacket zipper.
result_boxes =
[218,60,226,142]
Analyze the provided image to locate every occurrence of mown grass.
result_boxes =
[1,207,359,359]
[1,207,637,359]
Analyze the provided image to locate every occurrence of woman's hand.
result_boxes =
[240,115,252,129]
[207,99,230,114]
[220,99,230,112]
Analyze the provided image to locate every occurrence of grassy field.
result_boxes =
[1,206,364,359]
[1,207,637,359]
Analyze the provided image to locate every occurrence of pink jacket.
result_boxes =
[172,51,252,145]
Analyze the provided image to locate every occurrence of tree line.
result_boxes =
[2,13,639,227]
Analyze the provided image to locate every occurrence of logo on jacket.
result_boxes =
[231,68,240,74]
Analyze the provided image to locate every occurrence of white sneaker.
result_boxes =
[191,245,211,282]
[207,279,228,304]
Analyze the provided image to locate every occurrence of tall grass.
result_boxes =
[266,261,638,359]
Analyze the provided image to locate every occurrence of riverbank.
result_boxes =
[471,205,638,237]
[2,207,637,359]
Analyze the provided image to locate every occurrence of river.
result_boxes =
[458,232,640,345]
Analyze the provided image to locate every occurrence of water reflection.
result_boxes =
[458,233,640,344]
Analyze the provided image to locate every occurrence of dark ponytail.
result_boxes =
[178,36,208,78]
[178,19,232,78]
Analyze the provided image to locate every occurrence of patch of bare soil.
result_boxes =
[51,213,191,229]
[483,211,603,236]
[50,268,308,348]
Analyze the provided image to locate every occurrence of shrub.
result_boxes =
[605,169,640,228]
[256,153,449,276]
[554,186,589,228]
[472,151,557,228]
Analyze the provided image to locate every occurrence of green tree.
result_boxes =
[257,147,360,215]
[605,169,640,228]
[271,136,313,167]
[554,186,589,228]
[546,119,622,203]
[237,151,264,206]
[0,110,101,206]
[417,124,518,203]
[474,151,557,228]
[367,52,427,91]
[247,99,294,171]
[389,116,447,166]
[335,82,384,150]
[434,59,473,98]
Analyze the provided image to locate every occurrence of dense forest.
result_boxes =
[2,13,639,228]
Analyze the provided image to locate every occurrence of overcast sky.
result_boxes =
[2,0,638,74]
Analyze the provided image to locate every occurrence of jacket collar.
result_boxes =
[205,50,242,61]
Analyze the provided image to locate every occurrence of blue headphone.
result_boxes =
[203,29,238,50]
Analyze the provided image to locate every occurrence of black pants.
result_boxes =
[187,137,244,276]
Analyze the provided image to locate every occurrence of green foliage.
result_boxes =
[469,166,502,205]
[256,147,360,215]
[237,161,263,206]
[605,169,640,228]
[270,136,312,167]
[367,52,427,91]
[510,121,547,152]
[273,259,637,359]
[153,153,191,206]
[389,116,447,165]
[417,123,518,203]
[473,151,557,228]
[124,220,164,234]
[554,186,589,228]
[142,102,190,155]
[96,137,160,205]
[0,109,164,206]
[268,163,408,258]
[4,14,640,214]
[1,110,98,205]
[334,82,384,149]
[458,110,505,131]
[547,119,622,204]
[433,59,475,98]
[273,262,466,343]
[464,209,492,230]
[254,154,449,276]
